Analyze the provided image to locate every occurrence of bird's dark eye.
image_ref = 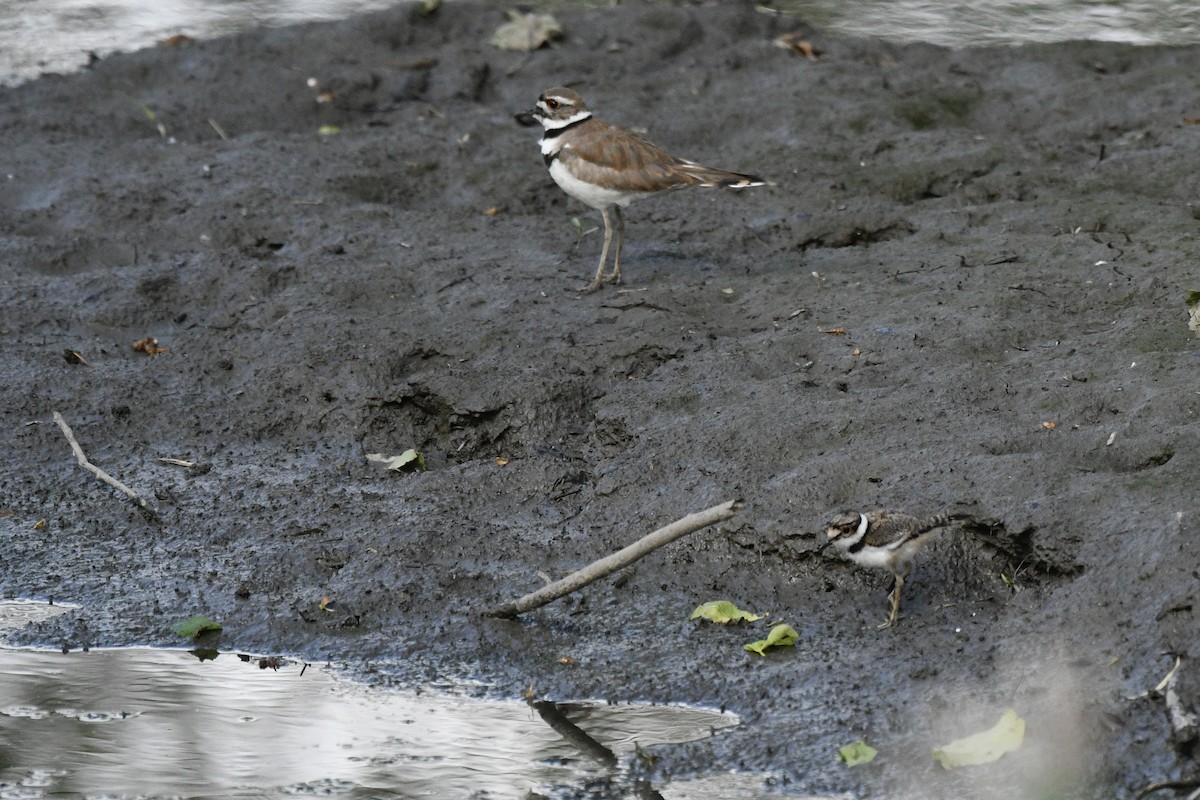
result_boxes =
[546,98,559,109]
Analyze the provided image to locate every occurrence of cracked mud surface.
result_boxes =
[2,2,1198,796]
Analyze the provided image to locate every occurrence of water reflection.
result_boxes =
[2,0,1199,85]
[0,647,739,799]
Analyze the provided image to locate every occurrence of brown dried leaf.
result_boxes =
[132,336,167,355]
[63,349,90,365]
[773,33,821,61]
[1042,421,1056,430]
[819,326,847,335]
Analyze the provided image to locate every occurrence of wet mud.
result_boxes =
[1,2,1198,796]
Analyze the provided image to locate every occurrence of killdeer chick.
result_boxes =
[515,86,769,292]
[822,510,967,629]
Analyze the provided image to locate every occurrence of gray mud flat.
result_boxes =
[1,2,1198,797]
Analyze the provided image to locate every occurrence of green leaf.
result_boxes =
[171,615,222,639]
[317,125,341,136]
[838,740,878,766]
[690,600,765,624]
[932,709,1026,769]
[743,623,799,656]
[367,449,426,472]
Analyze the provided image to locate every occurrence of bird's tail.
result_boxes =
[919,512,974,534]
[677,162,771,189]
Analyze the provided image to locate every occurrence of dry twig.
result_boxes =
[53,411,159,521]
[484,499,742,618]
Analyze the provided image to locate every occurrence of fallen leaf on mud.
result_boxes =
[158,34,195,47]
[495,457,509,466]
[852,347,862,356]
[483,206,503,217]
[1187,290,1200,335]
[490,11,563,52]
[171,615,223,639]
[132,336,166,355]
[367,449,427,472]
[419,0,441,15]
[33,519,46,530]
[317,125,340,136]
[773,32,821,61]
[316,90,334,104]
[838,740,878,766]
[1184,117,1200,125]
[557,656,575,665]
[690,600,765,624]
[932,709,1025,769]
[63,349,89,365]
[819,326,846,335]
[744,623,799,656]
[319,596,335,612]
[1041,421,1056,430]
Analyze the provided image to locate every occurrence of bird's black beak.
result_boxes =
[817,539,832,554]
[514,109,539,127]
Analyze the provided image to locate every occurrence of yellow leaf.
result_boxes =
[744,624,799,656]
[838,740,877,766]
[690,600,765,624]
[933,709,1025,769]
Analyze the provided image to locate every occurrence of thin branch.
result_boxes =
[1136,778,1200,800]
[484,499,742,619]
[529,699,618,767]
[53,411,159,521]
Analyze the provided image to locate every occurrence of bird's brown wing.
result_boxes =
[860,513,921,548]
[563,119,764,192]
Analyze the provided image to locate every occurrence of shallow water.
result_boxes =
[0,647,745,798]
[0,602,748,799]
[2,0,1198,85]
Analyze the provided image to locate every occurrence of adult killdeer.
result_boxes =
[516,86,768,292]
[822,510,968,629]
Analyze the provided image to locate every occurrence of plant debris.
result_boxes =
[171,615,222,639]
[744,623,799,656]
[932,709,1025,769]
[773,32,821,61]
[838,740,878,766]
[491,11,562,52]
[132,337,166,355]
[367,449,427,472]
[690,600,765,624]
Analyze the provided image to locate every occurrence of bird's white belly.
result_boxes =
[847,546,897,571]
[548,159,640,210]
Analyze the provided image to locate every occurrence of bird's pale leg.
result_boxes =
[584,206,615,293]
[604,205,624,285]
[878,573,905,630]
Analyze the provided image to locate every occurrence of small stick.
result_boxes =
[484,499,742,619]
[53,411,159,521]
